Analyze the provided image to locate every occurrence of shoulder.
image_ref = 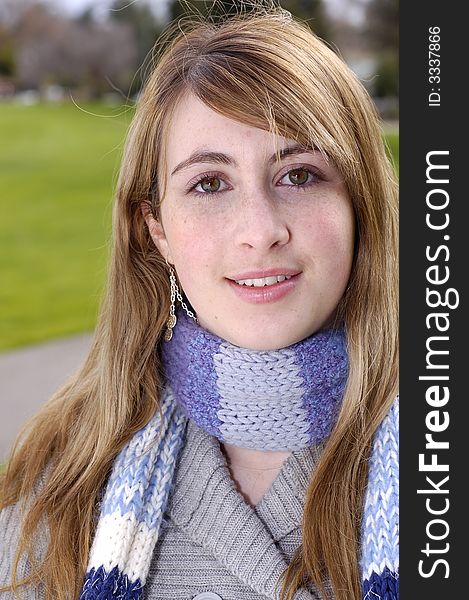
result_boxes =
[0,499,27,569]
[0,490,48,599]
[0,500,26,560]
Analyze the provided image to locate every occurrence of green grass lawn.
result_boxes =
[0,102,132,350]
[0,102,399,351]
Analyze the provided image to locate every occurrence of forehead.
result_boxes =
[163,92,291,168]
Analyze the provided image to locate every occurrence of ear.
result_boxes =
[140,202,173,263]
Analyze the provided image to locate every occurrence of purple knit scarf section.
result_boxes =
[160,311,348,451]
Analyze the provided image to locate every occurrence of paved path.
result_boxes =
[0,334,93,461]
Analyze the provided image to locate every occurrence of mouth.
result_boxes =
[225,270,301,304]
[233,274,292,287]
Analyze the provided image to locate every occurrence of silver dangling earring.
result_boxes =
[164,260,197,342]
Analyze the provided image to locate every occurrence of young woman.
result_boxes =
[0,3,398,600]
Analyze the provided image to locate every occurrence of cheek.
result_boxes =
[302,205,355,270]
[163,215,219,286]
[329,221,355,272]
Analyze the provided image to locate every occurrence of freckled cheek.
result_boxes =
[166,223,220,289]
[302,213,355,273]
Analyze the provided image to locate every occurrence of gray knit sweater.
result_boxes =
[0,419,331,599]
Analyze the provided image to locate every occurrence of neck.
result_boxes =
[221,442,292,471]
[220,441,293,507]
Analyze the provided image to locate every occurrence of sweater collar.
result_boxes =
[166,416,325,599]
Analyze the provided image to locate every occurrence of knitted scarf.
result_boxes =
[80,315,399,600]
[162,311,349,451]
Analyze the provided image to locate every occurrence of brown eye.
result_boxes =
[288,168,309,185]
[199,176,221,192]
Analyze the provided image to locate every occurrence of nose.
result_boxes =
[233,190,290,250]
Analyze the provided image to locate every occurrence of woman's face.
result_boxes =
[145,93,355,350]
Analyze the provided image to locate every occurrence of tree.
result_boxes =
[279,0,330,40]
[364,0,398,51]
[363,0,398,98]
[10,3,137,98]
[0,0,35,29]
[167,0,330,40]
[0,24,15,77]
[169,1,246,22]
[109,0,163,93]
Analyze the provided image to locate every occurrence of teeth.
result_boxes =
[234,275,292,287]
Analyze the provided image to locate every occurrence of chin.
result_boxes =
[197,308,325,351]
[223,327,310,352]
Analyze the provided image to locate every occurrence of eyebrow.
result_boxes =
[170,143,316,177]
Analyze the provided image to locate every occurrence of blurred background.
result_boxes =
[0,0,398,460]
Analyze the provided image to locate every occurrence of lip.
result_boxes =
[226,272,301,304]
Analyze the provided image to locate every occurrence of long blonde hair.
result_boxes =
[1,3,398,600]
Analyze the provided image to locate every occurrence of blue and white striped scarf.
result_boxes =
[79,321,399,599]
